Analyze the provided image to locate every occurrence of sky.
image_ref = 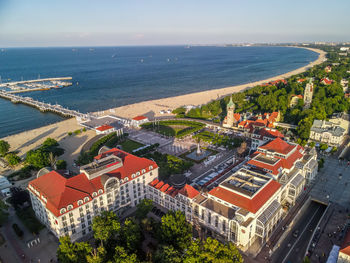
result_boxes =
[0,0,349,47]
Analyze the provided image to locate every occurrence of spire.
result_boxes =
[227,96,235,109]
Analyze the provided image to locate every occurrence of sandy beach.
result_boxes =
[0,47,326,166]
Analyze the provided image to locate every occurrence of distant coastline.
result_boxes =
[0,46,326,160]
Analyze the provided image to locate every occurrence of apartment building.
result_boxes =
[28,148,158,241]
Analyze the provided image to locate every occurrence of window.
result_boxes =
[60,208,66,214]
[69,212,73,217]
[82,230,86,235]
[82,223,86,229]
[88,220,92,226]
[92,192,97,197]
[85,204,89,209]
[77,200,83,206]
[70,218,74,223]
[79,207,83,212]
[99,196,103,200]
[67,205,73,210]
[84,197,89,202]
[149,165,153,170]
[64,227,68,232]
[136,172,140,176]
[72,229,76,234]
[98,189,103,195]
[62,216,66,221]
[132,174,135,178]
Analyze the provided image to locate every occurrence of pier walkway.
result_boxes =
[0,90,89,120]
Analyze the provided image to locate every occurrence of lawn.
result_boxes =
[120,139,144,153]
[16,207,44,234]
[141,120,205,138]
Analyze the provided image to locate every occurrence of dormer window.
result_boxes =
[67,205,73,211]
[92,192,97,197]
[136,172,140,176]
[77,200,83,206]
[124,177,129,182]
[60,208,66,214]
[120,179,124,184]
[149,165,153,170]
[98,189,103,195]
[84,197,89,202]
[142,169,146,174]
[132,174,136,178]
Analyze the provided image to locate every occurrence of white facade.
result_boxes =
[28,149,158,241]
[310,119,346,146]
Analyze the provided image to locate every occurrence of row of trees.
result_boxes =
[57,204,243,263]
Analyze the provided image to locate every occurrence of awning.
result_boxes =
[290,174,305,188]
[257,200,281,225]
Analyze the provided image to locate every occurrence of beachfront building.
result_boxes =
[309,119,347,146]
[27,148,158,241]
[149,137,317,251]
[289,94,303,108]
[95,124,122,135]
[131,115,149,128]
[303,79,314,109]
[223,97,241,128]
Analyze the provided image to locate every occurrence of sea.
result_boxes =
[0,46,318,138]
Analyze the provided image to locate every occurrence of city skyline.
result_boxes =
[0,0,350,47]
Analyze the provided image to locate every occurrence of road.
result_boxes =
[272,201,327,263]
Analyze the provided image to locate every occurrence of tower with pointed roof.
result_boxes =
[225,96,235,127]
[304,78,314,109]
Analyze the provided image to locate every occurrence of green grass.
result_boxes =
[120,139,144,153]
[141,120,205,138]
[16,207,44,234]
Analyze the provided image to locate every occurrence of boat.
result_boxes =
[112,54,117,58]
[140,59,144,63]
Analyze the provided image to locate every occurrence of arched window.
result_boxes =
[77,200,83,206]
[105,178,119,193]
[141,169,146,174]
[124,177,129,182]
[98,189,103,195]
[132,174,136,178]
[60,208,66,214]
[136,172,140,176]
[67,205,73,210]
[84,197,89,202]
[149,165,153,170]
[92,192,97,197]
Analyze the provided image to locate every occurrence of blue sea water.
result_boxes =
[0,46,318,137]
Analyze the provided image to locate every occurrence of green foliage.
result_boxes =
[68,132,73,136]
[5,153,21,166]
[83,127,87,132]
[318,158,325,170]
[0,200,9,226]
[141,120,205,138]
[159,211,192,251]
[144,151,193,180]
[331,146,338,153]
[26,149,50,169]
[43,138,59,147]
[16,207,44,234]
[184,238,243,263]
[308,141,316,148]
[120,139,144,153]
[135,198,153,220]
[74,129,82,135]
[77,132,120,165]
[113,246,139,263]
[320,143,329,151]
[303,256,311,263]
[0,140,10,157]
[193,131,242,149]
[57,236,92,263]
[92,211,121,244]
[56,160,67,170]
[86,246,106,263]
[154,245,182,263]
[172,107,187,118]
[120,218,142,253]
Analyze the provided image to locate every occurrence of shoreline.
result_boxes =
[0,47,326,159]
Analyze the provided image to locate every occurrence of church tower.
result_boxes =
[226,96,235,127]
[304,78,314,109]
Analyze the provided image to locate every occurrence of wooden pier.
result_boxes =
[0,90,90,120]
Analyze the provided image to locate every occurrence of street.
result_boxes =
[272,201,327,263]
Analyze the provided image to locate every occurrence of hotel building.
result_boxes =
[28,148,158,241]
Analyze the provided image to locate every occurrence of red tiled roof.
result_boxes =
[160,183,170,193]
[29,148,158,217]
[178,184,200,199]
[247,156,282,175]
[297,78,306,83]
[234,113,241,122]
[29,171,103,217]
[259,128,284,139]
[209,180,281,213]
[132,115,148,121]
[340,230,350,256]
[96,124,114,132]
[321,78,333,85]
[258,137,296,155]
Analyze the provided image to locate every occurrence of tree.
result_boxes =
[48,152,57,170]
[57,236,92,263]
[320,143,329,151]
[5,153,21,167]
[0,140,10,157]
[56,160,67,170]
[308,142,316,148]
[135,198,153,220]
[154,245,182,263]
[120,218,142,253]
[26,149,49,169]
[184,238,243,263]
[86,246,106,263]
[92,211,120,245]
[159,211,192,251]
[9,188,30,209]
[43,138,59,147]
[113,246,139,263]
